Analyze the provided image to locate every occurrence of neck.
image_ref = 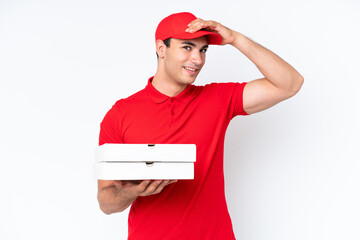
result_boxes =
[152,70,187,97]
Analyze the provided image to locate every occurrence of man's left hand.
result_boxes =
[185,18,236,45]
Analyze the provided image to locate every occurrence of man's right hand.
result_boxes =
[113,180,177,198]
[97,179,177,214]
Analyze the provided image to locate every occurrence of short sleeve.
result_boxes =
[205,82,249,120]
[98,102,124,146]
[230,82,249,117]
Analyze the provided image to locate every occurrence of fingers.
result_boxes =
[114,179,178,198]
[186,18,219,33]
[113,180,141,189]
[115,180,150,198]
[138,180,177,197]
[185,18,235,45]
[151,180,169,195]
[138,180,164,196]
[128,180,142,185]
[136,180,152,192]
[167,180,178,185]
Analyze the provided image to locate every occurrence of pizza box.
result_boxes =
[94,143,196,180]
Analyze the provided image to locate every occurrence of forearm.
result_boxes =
[230,31,303,94]
[97,186,136,214]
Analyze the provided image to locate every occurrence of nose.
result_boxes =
[190,50,204,66]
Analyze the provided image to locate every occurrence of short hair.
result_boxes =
[156,38,171,59]
[163,38,171,47]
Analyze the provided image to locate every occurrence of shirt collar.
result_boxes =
[145,76,195,104]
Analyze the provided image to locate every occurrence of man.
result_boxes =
[97,12,303,239]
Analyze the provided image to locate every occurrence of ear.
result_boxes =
[156,39,166,58]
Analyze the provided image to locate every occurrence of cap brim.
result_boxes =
[171,30,222,45]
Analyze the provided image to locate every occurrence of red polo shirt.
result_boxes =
[99,77,248,240]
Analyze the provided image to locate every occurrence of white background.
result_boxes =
[1,0,359,239]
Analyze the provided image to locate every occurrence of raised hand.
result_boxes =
[186,18,236,45]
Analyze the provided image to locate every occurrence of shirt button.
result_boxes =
[171,110,175,115]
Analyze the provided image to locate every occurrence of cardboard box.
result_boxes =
[94,143,196,180]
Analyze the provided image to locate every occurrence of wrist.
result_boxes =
[228,30,240,45]
[230,31,252,51]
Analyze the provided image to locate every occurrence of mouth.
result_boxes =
[183,66,199,74]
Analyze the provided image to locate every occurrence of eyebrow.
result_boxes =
[181,41,209,49]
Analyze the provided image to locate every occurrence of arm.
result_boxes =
[97,107,176,214]
[98,179,176,214]
[98,106,177,214]
[187,19,304,114]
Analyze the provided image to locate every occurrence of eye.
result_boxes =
[183,46,191,50]
[200,48,207,53]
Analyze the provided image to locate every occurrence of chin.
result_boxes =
[182,79,196,86]
[182,76,198,85]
